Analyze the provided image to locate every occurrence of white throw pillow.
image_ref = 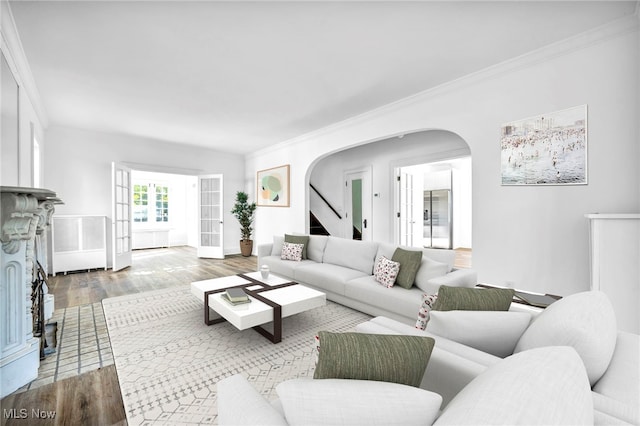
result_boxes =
[415,293,438,330]
[427,311,532,358]
[373,256,400,288]
[434,346,594,425]
[277,378,442,426]
[514,290,617,386]
[271,235,284,256]
[415,257,449,293]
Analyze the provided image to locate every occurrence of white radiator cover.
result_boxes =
[51,215,107,275]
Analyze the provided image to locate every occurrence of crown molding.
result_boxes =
[1,1,49,128]
[247,10,640,161]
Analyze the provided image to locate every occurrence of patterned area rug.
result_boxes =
[103,286,371,425]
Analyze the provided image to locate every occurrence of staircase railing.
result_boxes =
[309,183,342,219]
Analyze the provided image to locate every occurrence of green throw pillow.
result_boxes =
[391,248,423,289]
[284,234,310,259]
[434,286,515,311]
[313,331,434,387]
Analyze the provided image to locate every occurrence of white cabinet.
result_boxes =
[586,214,640,334]
[52,215,108,275]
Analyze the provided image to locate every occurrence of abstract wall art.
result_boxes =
[257,164,290,207]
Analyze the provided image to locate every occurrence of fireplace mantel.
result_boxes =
[1,186,61,398]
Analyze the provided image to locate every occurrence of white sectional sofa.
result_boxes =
[218,345,597,425]
[257,235,477,324]
[218,236,639,425]
[356,291,640,425]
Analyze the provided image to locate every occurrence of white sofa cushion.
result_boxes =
[307,235,328,262]
[427,311,532,358]
[592,392,640,425]
[260,256,316,278]
[345,276,424,316]
[434,346,594,425]
[277,378,442,426]
[592,331,640,408]
[322,236,378,274]
[271,235,285,256]
[422,248,455,272]
[374,242,398,261]
[217,374,288,426]
[514,290,617,386]
[415,257,449,293]
[295,263,368,296]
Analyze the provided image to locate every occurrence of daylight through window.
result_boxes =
[133,182,169,223]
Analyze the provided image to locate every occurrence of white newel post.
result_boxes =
[585,213,640,334]
[0,187,60,398]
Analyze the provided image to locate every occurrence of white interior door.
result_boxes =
[412,173,424,247]
[399,172,413,246]
[112,162,132,271]
[198,174,224,258]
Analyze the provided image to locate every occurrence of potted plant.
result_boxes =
[231,191,257,257]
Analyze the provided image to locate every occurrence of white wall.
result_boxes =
[0,0,47,188]
[44,126,246,262]
[247,17,640,297]
[450,158,472,249]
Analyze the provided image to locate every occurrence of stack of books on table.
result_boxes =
[222,287,251,305]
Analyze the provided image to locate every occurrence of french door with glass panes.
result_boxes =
[111,162,132,271]
[197,174,224,258]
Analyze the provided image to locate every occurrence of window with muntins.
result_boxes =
[133,182,169,224]
[155,185,169,222]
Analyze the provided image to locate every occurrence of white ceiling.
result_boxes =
[9,1,638,155]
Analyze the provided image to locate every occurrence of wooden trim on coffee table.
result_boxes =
[203,274,299,343]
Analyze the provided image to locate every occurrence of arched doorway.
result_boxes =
[308,129,471,251]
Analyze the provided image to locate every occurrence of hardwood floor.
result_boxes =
[48,246,257,310]
[454,247,472,269]
[2,247,257,426]
[1,366,126,426]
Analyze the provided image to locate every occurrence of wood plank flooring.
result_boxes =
[1,366,126,426]
[48,246,257,310]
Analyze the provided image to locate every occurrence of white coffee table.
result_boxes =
[190,271,326,343]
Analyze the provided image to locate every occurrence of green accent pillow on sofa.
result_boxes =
[391,248,423,289]
[313,331,434,387]
[434,286,515,311]
[284,234,310,259]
